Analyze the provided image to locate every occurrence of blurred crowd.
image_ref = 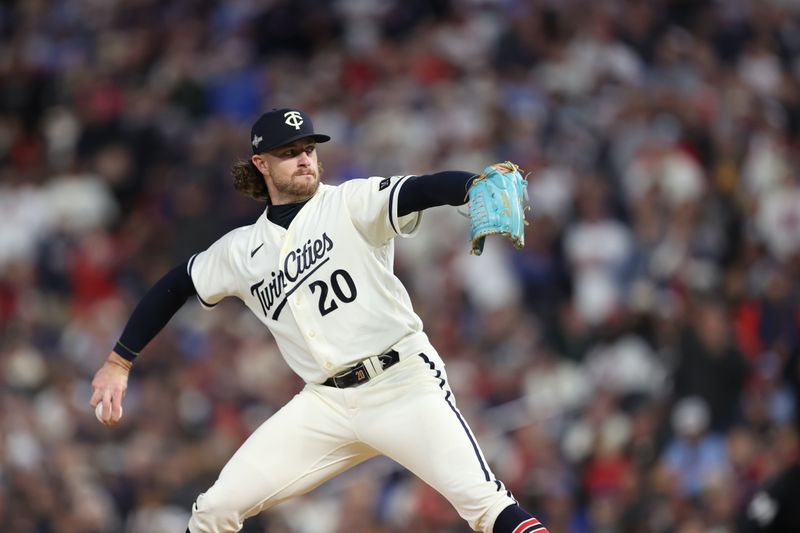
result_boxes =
[2,0,800,532]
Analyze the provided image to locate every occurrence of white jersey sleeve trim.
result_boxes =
[188,253,219,309]
[387,175,422,238]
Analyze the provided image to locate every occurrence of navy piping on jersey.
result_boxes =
[387,177,406,235]
[417,353,511,499]
[188,254,218,308]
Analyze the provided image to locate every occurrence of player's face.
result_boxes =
[253,139,321,205]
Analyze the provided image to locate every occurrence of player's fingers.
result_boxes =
[89,387,102,408]
[101,389,112,424]
[110,389,123,423]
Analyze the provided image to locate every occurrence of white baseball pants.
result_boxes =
[188,350,516,533]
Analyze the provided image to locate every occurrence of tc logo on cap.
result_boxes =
[250,108,331,154]
[284,111,304,130]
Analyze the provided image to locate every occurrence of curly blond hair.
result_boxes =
[231,159,269,202]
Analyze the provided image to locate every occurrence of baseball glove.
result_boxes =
[465,161,529,256]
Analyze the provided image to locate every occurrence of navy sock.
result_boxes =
[493,504,548,533]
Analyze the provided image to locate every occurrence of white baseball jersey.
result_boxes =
[187,175,432,383]
[186,174,526,533]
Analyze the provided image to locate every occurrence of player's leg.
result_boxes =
[188,387,377,533]
[492,504,548,533]
[353,352,549,533]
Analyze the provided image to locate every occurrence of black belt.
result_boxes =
[322,350,400,388]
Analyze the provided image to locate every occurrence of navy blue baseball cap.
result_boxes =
[250,108,331,154]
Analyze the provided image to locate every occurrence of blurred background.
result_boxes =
[1,0,799,532]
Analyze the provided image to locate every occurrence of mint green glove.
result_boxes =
[466,161,529,256]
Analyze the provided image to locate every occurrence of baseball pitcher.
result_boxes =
[90,108,547,533]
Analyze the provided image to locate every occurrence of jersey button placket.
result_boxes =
[281,225,331,377]
[286,294,327,369]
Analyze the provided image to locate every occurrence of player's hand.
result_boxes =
[90,351,131,426]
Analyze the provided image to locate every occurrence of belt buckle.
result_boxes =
[378,353,393,369]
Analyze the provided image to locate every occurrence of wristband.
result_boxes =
[108,358,133,372]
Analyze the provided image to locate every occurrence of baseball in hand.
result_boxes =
[95,402,122,422]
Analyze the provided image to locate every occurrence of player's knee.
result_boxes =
[188,490,245,533]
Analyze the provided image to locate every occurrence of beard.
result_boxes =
[271,162,323,201]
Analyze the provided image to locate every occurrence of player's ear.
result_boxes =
[251,154,269,177]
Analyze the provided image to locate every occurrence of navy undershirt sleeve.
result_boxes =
[397,171,477,217]
[114,261,197,361]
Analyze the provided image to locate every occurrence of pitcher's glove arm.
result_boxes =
[397,171,476,216]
